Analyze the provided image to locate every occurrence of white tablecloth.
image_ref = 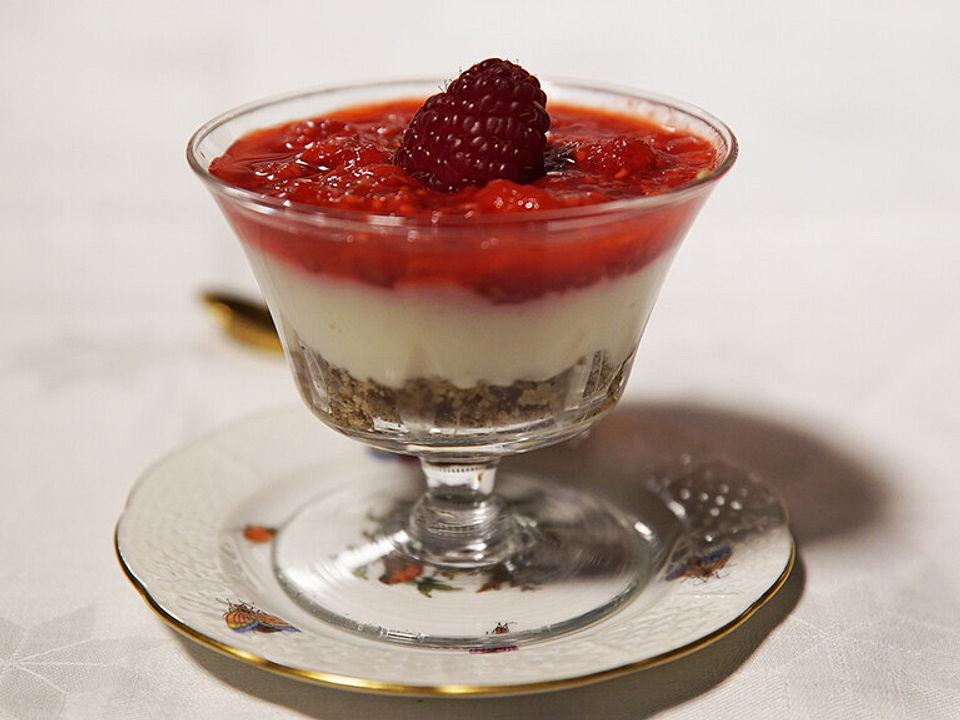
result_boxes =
[3,2,958,718]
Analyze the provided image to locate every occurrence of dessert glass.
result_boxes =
[188,79,736,650]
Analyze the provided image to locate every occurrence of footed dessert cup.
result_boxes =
[188,79,736,649]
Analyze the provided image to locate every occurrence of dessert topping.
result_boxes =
[394,58,550,192]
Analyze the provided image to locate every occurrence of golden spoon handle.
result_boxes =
[201,290,283,354]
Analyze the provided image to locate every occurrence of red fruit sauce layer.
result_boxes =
[210,100,720,303]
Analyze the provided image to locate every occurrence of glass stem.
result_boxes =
[404,459,519,568]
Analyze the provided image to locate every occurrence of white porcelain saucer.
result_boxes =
[115,406,793,696]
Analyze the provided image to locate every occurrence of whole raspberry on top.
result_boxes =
[394,59,550,193]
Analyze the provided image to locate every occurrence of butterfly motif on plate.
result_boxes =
[221,600,300,633]
[666,545,732,581]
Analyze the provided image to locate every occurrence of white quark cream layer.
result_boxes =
[245,246,676,389]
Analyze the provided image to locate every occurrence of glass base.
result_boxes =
[273,468,652,649]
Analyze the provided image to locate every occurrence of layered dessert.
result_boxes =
[205,60,724,447]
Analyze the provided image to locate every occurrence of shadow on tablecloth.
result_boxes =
[177,399,887,718]
[589,401,890,546]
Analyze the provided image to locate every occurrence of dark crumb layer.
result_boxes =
[292,348,627,434]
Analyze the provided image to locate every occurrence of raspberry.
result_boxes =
[394,58,550,192]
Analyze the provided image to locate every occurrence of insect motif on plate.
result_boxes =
[466,621,520,653]
[221,600,300,633]
[469,645,519,655]
[242,525,277,543]
[666,545,732,582]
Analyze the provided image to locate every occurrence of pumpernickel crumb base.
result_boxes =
[290,344,629,436]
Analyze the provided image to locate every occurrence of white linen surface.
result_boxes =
[2,2,958,718]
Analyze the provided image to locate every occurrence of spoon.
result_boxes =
[200,290,282,354]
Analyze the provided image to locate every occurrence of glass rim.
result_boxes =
[186,77,738,230]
